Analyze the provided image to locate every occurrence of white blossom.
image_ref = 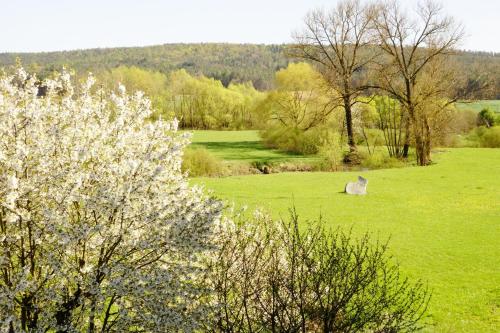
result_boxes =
[0,67,222,332]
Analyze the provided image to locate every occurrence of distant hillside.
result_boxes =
[0,43,498,97]
[0,44,289,90]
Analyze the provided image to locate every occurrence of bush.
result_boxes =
[435,108,477,147]
[459,126,500,148]
[317,132,344,171]
[479,126,500,147]
[250,160,273,173]
[446,134,472,148]
[182,148,225,176]
[477,108,497,127]
[359,150,406,169]
[450,108,477,134]
[262,126,335,155]
[274,161,315,172]
[205,210,431,332]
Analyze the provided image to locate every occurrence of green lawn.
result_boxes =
[193,145,500,332]
[189,130,320,164]
[456,100,500,113]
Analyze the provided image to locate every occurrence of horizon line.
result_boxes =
[1,42,499,56]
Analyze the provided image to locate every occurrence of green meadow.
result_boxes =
[189,130,320,165]
[191,130,500,332]
[456,100,500,113]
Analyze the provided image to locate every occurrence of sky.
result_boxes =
[1,0,499,53]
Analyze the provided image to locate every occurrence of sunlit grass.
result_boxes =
[189,130,320,164]
[193,143,500,332]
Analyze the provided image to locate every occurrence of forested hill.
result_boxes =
[0,44,288,90]
[0,43,499,96]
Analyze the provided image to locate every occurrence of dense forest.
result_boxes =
[0,43,499,97]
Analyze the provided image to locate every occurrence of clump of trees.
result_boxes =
[98,67,266,129]
[371,0,464,165]
[167,69,265,129]
[373,96,406,158]
[204,210,430,332]
[260,63,341,154]
[290,0,471,166]
[98,66,170,119]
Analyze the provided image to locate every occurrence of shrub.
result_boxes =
[226,162,261,176]
[460,126,500,148]
[182,148,225,177]
[477,108,496,127]
[275,161,315,172]
[317,132,344,171]
[262,126,337,155]
[373,96,406,158]
[251,160,273,173]
[449,108,477,134]
[204,210,431,332]
[446,134,472,148]
[359,150,406,169]
[479,126,500,147]
[0,67,222,332]
[358,128,385,155]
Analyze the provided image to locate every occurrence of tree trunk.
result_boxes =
[87,297,96,333]
[413,121,431,166]
[344,98,356,153]
[55,286,82,333]
[415,137,425,166]
[343,96,359,165]
[402,143,410,158]
[423,117,432,165]
[402,118,411,158]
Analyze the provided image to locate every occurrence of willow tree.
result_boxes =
[372,0,463,165]
[266,63,335,131]
[289,0,377,163]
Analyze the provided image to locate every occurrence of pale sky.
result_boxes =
[0,0,498,53]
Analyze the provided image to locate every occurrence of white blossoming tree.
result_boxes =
[0,67,222,332]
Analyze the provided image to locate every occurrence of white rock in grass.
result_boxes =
[345,176,368,195]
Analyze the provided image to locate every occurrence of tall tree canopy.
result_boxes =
[289,0,378,163]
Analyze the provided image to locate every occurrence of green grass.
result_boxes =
[194,148,500,332]
[456,100,500,113]
[188,130,320,164]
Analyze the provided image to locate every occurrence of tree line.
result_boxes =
[23,58,493,168]
[0,43,498,98]
[288,0,496,165]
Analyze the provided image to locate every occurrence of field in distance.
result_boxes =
[456,100,500,113]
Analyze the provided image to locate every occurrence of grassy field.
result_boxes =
[190,131,500,332]
[456,100,500,113]
[189,130,320,164]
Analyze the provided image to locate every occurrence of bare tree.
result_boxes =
[289,0,378,164]
[372,0,464,165]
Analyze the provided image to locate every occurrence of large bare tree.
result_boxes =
[372,0,464,165]
[289,0,377,163]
